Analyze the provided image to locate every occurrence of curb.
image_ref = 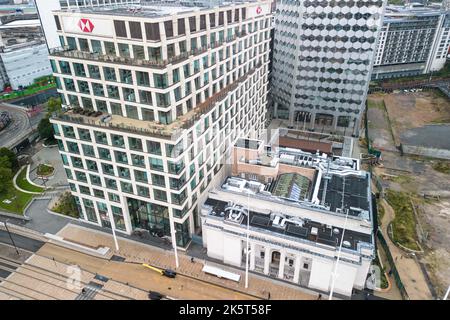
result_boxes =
[12,165,42,195]
[0,210,30,221]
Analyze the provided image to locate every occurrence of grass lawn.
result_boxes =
[0,184,34,215]
[37,164,55,176]
[16,167,44,193]
[367,99,385,110]
[385,189,420,251]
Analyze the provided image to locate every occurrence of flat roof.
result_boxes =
[204,198,372,251]
[278,136,333,155]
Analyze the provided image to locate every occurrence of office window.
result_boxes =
[91,40,102,54]
[122,88,137,102]
[98,148,111,161]
[95,131,108,144]
[164,20,174,38]
[54,15,61,30]
[139,90,152,105]
[90,174,101,186]
[105,41,116,55]
[152,173,165,187]
[79,38,89,51]
[137,71,150,87]
[67,37,77,50]
[114,151,128,164]
[148,47,162,61]
[77,80,90,94]
[107,85,120,99]
[105,178,118,190]
[111,134,125,148]
[118,43,130,58]
[128,137,143,151]
[133,45,145,59]
[73,63,86,77]
[114,20,127,38]
[88,65,101,79]
[129,21,143,39]
[134,170,147,183]
[103,67,116,82]
[150,157,164,171]
[121,181,133,194]
[178,18,185,35]
[189,16,196,32]
[145,22,160,41]
[120,69,133,84]
[82,144,95,157]
[125,104,138,119]
[209,13,216,28]
[118,167,131,179]
[110,102,123,116]
[219,11,224,26]
[200,15,206,30]
[154,189,167,202]
[227,10,232,23]
[142,108,154,121]
[167,43,175,59]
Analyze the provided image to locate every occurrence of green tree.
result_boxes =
[47,97,62,114]
[0,167,12,194]
[38,118,55,142]
[0,148,17,170]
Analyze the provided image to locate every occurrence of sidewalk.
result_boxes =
[56,223,318,300]
[380,199,433,300]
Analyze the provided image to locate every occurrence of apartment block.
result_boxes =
[373,4,450,79]
[46,1,272,248]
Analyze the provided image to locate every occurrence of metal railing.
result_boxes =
[50,32,248,69]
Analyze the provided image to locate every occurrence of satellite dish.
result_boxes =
[343,240,351,247]
[333,228,340,234]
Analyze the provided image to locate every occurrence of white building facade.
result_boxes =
[271,0,385,136]
[0,42,52,89]
[48,1,272,248]
[201,136,375,297]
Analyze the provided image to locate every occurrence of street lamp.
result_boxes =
[171,227,179,269]
[4,220,20,256]
[329,176,348,300]
[245,193,251,289]
[444,284,450,300]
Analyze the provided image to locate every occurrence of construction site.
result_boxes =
[364,89,450,299]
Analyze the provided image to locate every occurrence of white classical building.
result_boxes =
[46,0,272,248]
[201,132,375,297]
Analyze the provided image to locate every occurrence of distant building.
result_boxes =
[201,131,375,297]
[270,0,385,137]
[372,5,450,79]
[0,12,50,89]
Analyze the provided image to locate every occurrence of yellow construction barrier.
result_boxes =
[142,263,163,275]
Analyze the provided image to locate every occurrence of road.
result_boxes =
[0,229,44,252]
[0,228,258,300]
[0,104,44,149]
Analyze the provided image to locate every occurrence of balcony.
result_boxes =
[49,32,247,70]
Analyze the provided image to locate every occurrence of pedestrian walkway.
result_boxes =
[380,199,433,300]
[56,223,318,300]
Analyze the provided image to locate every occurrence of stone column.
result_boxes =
[250,243,256,271]
[263,247,271,275]
[293,256,301,284]
[278,251,286,279]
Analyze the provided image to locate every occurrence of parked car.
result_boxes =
[162,269,177,278]
[148,291,164,300]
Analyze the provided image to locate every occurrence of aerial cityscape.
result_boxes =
[0,0,448,307]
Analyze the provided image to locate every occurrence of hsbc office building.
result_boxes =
[39,0,272,248]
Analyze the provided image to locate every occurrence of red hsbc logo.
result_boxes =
[256,6,262,14]
[78,18,94,33]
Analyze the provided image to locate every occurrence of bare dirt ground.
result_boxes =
[384,91,450,133]
[367,91,450,299]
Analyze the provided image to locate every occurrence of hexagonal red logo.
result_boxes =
[256,6,262,14]
[78,18,94,33]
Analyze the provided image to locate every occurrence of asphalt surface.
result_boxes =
[0,104,31,149]
[0,229,45,253]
